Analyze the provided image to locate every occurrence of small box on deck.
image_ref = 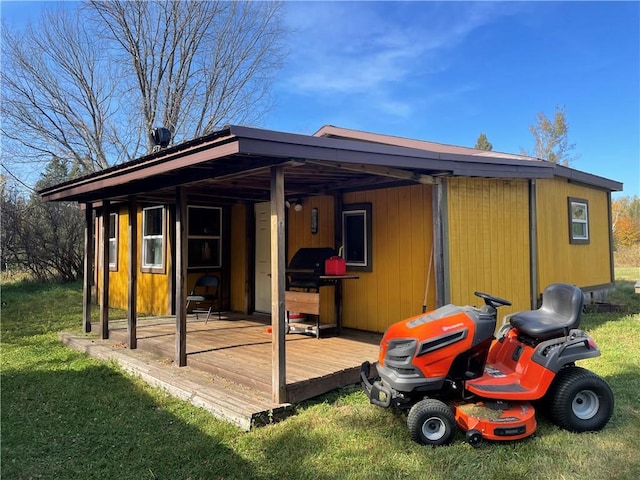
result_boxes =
[324,256,346,276]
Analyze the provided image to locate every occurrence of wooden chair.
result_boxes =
[186,275,221,323]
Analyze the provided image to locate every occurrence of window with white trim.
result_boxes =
[142,206,165,272]
[108,212,118,271]
[342,203,372,272]
[568,197,589,244]
[187,206,222,268]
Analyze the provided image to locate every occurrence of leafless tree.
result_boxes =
[2,7,118,172]
[1,0,286,179]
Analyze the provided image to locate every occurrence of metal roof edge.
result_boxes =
[39,127,235,198]
[553,164,623,192]
[230,125,552,170]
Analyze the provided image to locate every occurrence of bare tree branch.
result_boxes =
[2,1,286,178]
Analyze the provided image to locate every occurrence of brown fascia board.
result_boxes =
[313,124,536,162]
[40,124,621,203]
[230,125,554,177]
[311,125,622,191]
[40,129,238,202]
[553,164,623,192]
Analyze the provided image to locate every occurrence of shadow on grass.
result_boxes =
[1,364,261,480]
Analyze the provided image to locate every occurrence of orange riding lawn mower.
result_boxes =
[360,283,614,447]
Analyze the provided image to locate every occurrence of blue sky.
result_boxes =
[2,1,639,198]
[270,1,639,199]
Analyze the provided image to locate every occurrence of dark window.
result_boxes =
[188,206,222,268]
[342,203,372,272]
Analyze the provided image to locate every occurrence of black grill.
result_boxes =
[287,247,337,291]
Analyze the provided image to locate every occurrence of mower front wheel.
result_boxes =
[407,399,456,446]
[546,366,614,432]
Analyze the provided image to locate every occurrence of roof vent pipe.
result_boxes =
[150,127,172,152]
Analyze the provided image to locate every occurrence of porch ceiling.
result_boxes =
[121,153,430,206]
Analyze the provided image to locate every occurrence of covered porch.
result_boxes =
[61,313,381,430]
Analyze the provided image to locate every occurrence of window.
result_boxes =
[108,213,118,271]
[568,197,589,244]
[188,206,222,268]
[342,203,372,272]
[142,206,165,272]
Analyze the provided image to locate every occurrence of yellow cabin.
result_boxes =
[40,125,622,381]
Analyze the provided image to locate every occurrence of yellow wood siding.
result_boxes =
[286,195,336,322]
[340,185,434,333]
[99,205,170,315]
[535,178,612,291]
[446,178,530,315]
[108,205,128,310]
[230,204,248,312]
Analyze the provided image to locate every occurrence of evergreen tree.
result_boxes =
[474,133,493,151]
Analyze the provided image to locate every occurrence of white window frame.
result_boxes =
[142,205,165,273]
[342,203,372,272]
[108,212,118,271]
[568,197,589,244]
[187,206,222,269]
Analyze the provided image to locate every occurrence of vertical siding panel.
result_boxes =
[340,185,435,333]
[230,204,247,312]
[409,185,427,316]
[398,186,413,319]
[447,178,530,315]
[364,190,378,331]
[422,185,435,311]
[386,188,401,329]
[343,191,367,330]
[535,178,612,291]
[375,189,389,331]
[109,204,128,310]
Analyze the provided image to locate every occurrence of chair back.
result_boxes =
[540,282,584,330]
[194,275,219,288]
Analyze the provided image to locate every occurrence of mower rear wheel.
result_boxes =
[546,366,614,432]
[407,399,456,446]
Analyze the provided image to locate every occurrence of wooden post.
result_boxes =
[175,187,187,367]
[270,166,287,403]
[100,200,110,340]
[432,180,447,307]
[82,203,93,333]
[127,197,138,349]
[529,180,539,309]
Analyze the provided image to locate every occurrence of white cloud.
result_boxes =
[281,1,514,107]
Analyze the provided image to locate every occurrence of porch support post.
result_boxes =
[432,179,448,307]
[529,180,539,309]
[270,166,287,403]
[100,200,110,339]
[175,186,188,367]
[127,197,138,349]
[82,203,93,333]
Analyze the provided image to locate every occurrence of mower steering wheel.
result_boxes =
[474,291,512,309]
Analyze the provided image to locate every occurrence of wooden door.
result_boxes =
[254,202,271,312]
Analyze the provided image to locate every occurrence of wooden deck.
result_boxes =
[61,313,381,430]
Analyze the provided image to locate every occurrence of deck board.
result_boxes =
[62,313,381,429]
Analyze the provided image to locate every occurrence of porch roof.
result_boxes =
[39,124,622,204]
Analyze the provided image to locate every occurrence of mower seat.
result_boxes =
[509,283,584,341]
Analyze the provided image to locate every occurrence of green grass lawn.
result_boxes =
[2,278,639,480]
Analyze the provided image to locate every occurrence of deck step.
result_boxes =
[59,332,293,431]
